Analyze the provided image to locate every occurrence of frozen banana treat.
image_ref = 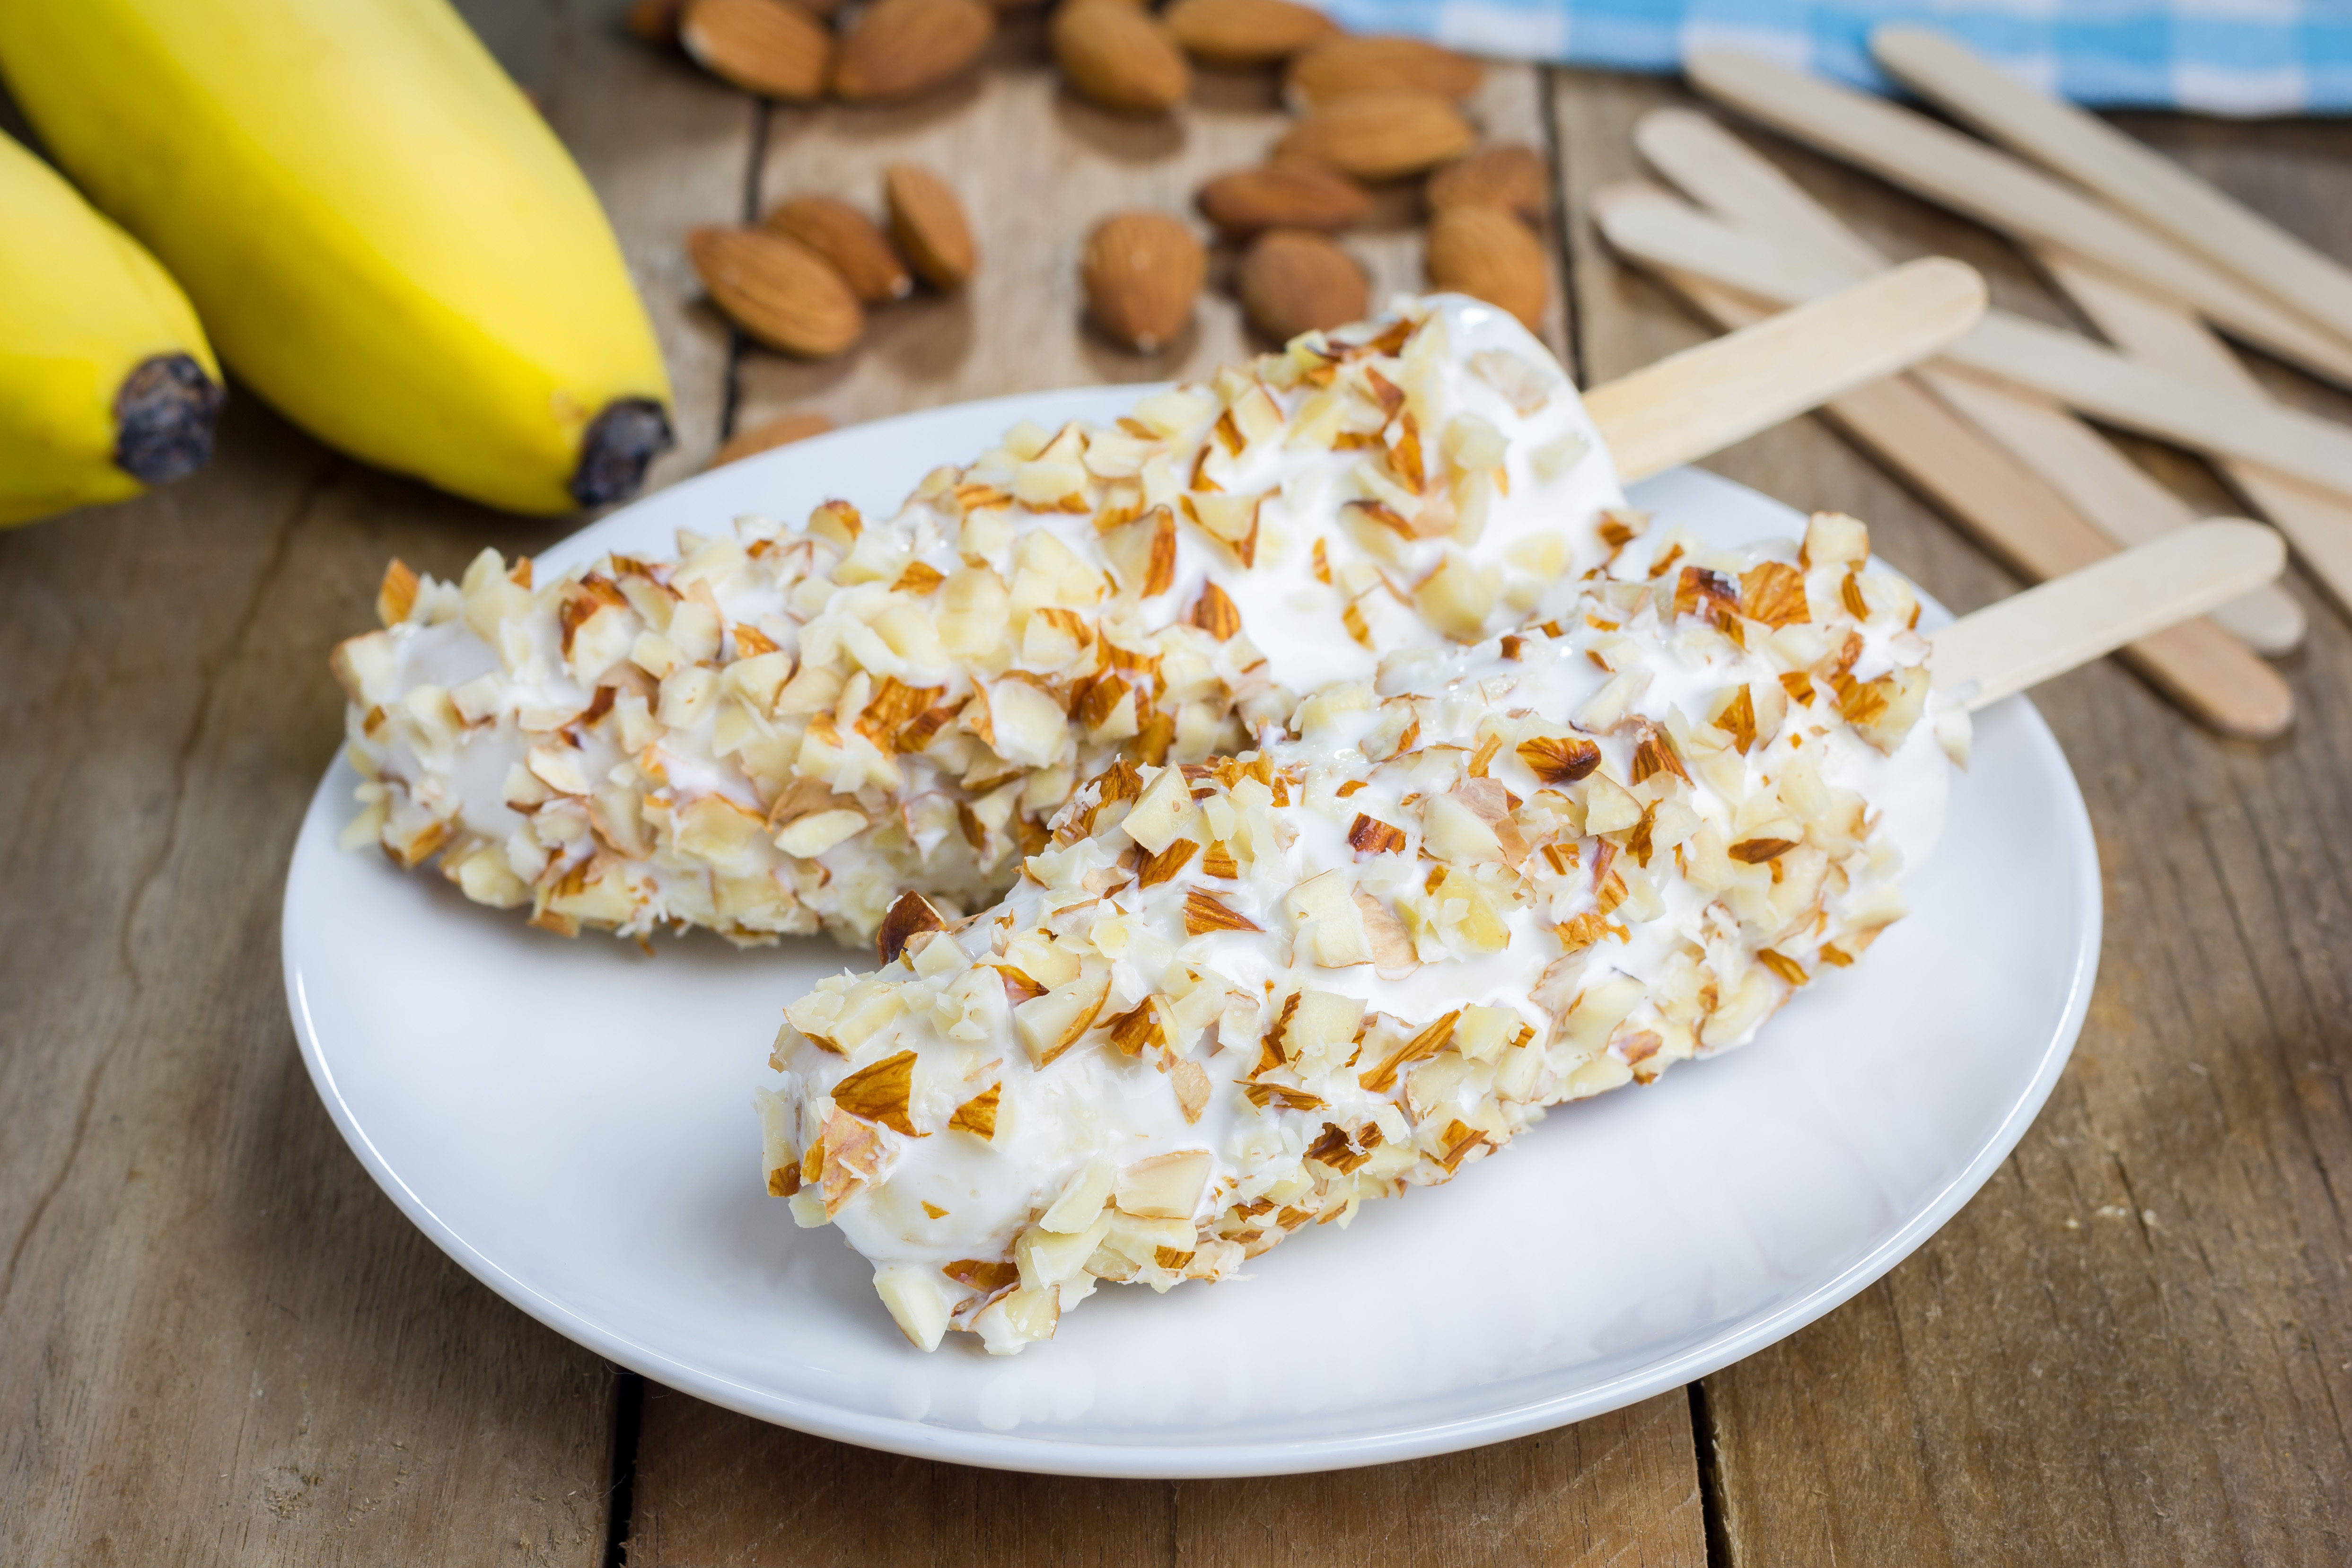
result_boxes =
[331,296,1625,948]
[761,511,1966,1352]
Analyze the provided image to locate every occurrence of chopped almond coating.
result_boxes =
[333,294,1625,949]
[762,522,1961,1352]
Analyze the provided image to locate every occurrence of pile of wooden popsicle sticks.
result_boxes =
[1589,26,2352,739]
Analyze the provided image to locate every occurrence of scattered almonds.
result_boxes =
[1081,211,1206,350]
[1051,0,1193,116]
[686,225,864,356]
[832,0,995,103]
[884,163,978,290]
[707,410,834,469]
[1163,0,1339,66]
[1237,228,1367,342]
[1426,205,1547,328]
[1196,161,1370,237]
[1427,142,1550,223]
[677,0,832,100]
[765,195,913,305]
[1286,35,1483,105]
[1276,91,1476,181]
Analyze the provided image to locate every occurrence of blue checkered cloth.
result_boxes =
[1315,1,2352,114]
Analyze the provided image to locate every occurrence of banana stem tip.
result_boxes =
[573,398,676,508]
[115,355,225,486]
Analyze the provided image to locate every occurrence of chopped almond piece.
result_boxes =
[948,1083,1000,1139]
[1182,889,1262,936]
[831,1049,923,1136]
[1518,734,1600,783]
[876,890,946,964]
[1138,839,1201,887]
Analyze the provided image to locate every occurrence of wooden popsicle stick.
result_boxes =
[1588,186,2352,506]
[1656,268,2296,738]
[2042,252,2352,621]
[1626,114,2305,652]
[1682,48,2352,391]
[1874,27,2352,350]
[1917,371,2305,653]
[1931,521,2287,710]
[1585,257,1986,482]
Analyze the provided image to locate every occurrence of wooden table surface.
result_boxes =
[4,5,2349,1563]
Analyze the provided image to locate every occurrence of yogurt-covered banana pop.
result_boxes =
[760,511,1967,1353]
[331,296,1627,948]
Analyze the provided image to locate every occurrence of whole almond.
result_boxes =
[1163,0,1338,66]
[1287,35,1483,105]
[1426,142,1550,223]
[1237,229,1368,343]
[679,0,832,99]
[1051,1,1192,115]
[884,164,978,289]
[1082,211,1206,351]
[765,195,913,304]
[1196,161,1369,237]
[709,409,836,469]
[833,0,995,102]
[1425,205,1546,329]
[687,226,864,356]
[1276,91,1474,181]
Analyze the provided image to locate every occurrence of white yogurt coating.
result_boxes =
[762,514,1965,1355]
[329,295,1632,948]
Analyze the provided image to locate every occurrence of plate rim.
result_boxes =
[284,411,2102,1479]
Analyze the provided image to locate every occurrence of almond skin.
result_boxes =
[625,0,685,45]
[833,0,995,102]
[1196,161,1369,237]
[687,225,864,357]
[1426,142,1549,222]
[884,163,978,289]
[1286,35,1483,105]
[1082,211,1206,351]
[1237,229,1367,343]
[1276,91,1475,181]
[709,409,835,469]
[1163,0,1338,66]
[1051,1,1192,115]
[765,195,913,304]
[1424,205,1546,329]
[678,0,832,100]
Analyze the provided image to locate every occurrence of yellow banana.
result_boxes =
[0,0,674,517]
[0,129,223,528]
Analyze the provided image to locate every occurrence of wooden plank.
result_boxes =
[1559,66,2352,1565]
[725,24,1567,441]
[0,1,758,1560]
[625,1383,1704,1566]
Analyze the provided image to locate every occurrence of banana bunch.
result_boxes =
[0,0,676,522]
[0,130,223,528]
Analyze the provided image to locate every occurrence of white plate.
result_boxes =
[283,388,2100,1479]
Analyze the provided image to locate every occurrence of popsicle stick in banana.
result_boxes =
[1932,519,2287,711]
[1587,258,1985,481]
